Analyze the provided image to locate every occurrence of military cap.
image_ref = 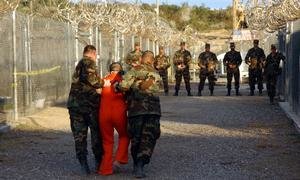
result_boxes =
[134,42,140,46]
[205,43,210,48]
[271,44,276,50]
[126,52,140,63]
[230,42,235,47]
[253,39,259,44]
[142,50,154,58]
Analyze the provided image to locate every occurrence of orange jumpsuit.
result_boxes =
[98,72,129,175]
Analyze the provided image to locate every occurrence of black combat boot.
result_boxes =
[173,91,178,96]
[134,161,146,178]
[95,158,101,172]
[235,89,241,96]
[197,91,202,96]
[79,158,91,175]
[249,90,254,96]
[270,96,275,105]
[187,90,192,96]
[226,89,231,96]
[259,89,263,96]
[210,90,214,96]
[164,91,169,96]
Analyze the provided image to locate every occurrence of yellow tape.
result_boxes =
[14,66,61,76]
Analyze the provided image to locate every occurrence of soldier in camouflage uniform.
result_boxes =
[198,43,218,96]
[67,45,109,175]
[223,42,242,96]
[125,42,143,71]
[119,51,161,178]
[264,44,285,104]
[173,42,192,96]
[245,39,266,96]
[154,46,170,95]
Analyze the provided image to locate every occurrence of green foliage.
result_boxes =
[142,4,233,31]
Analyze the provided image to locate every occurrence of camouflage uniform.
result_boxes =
[223,50,242,95]
[245,47,266,95]
[198,51,218,95]
[120,63,161,166]
[154,54,170,94]
[67,56,103,164]
[264,51,285,103]
[125,50,143,71]
[173,49,192,95]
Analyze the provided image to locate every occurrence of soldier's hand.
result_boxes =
[139,78,155,91]
[96,88,102,94]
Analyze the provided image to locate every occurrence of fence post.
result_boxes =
[114,31,119,62]
[67,13,72,88]
[75,26,79,65]
[12,10,18,122]
[95,26,99,65]
[120,33,125,62]
[99,30,103,78]
[24,14,32,109]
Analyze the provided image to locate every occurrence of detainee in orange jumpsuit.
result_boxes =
[97,63,129,175]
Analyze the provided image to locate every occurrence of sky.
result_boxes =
[140,0,232,9]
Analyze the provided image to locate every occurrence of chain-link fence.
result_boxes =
[277,19,300,116]
[0,12,76,125]
[0,11,180,126]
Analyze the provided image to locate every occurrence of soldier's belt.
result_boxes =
[228,64,237,69]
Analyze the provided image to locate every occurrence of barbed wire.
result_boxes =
[0,0,19,16]
[0,0,204,47]
[244,0,300,32]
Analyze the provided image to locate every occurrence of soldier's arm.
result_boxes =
[198,54,205,68]
[173,53,178,65]
[80,60,104,89]
[261,49,266,61]
[139,72,162,93]
[213,53,218,63]
[223,53,228,66]
[165,56,171,68]
[153,58,159,70]
[186,51,192,64]
[280,52,286,63]
[119,70,136,91]
[237,52,242,66]
[245,50,251,64]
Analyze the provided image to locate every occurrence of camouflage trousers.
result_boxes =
[128,115,161,165]
[227,68,240,90]
[69,108,103,162]
[158,70,169,93]
[198,71,216,92]
[249,69,263,91]
[175,69,191,92]
[266,74,278,98]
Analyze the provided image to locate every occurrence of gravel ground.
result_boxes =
[1,84,300,180]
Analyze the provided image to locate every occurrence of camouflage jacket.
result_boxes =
[67,56,103,112]
[120,63,162,117]
[198,51,218,72]
[245,47,266,69]
[223,50,242,69]
[154,54,170,72]
[173,49,192,71]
